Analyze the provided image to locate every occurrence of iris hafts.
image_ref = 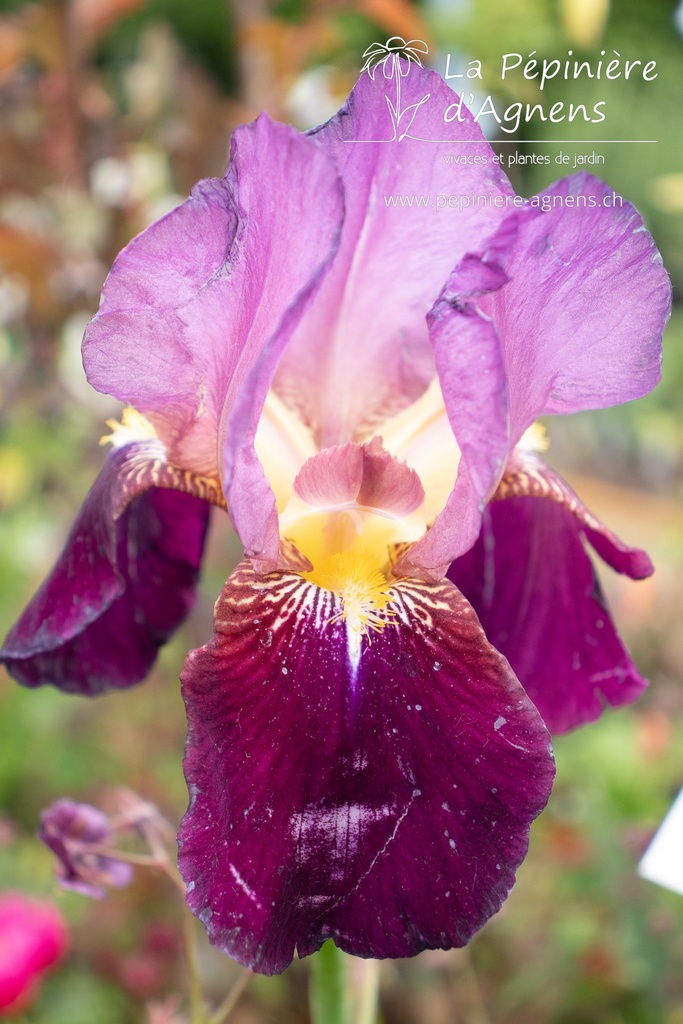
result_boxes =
[1,56,671,975]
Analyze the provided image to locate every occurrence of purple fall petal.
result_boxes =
[179,563,554,975]
[497,452,653,580]
[0,444,209,694]
[410,172,671,575]
[274,64,514,447]
[447,496,648,734]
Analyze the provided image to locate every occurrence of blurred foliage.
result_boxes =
[436,0,683,293]
[94,0,238,95]
[1,0,683,1021]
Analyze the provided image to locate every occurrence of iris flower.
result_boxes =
[1,63,671,975]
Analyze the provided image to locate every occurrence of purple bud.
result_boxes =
[39,799,133,899]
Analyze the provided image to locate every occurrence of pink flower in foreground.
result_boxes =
[0,892,68,1013]
[1,61,671,973]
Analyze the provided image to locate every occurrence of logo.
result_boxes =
[360,37,431,142]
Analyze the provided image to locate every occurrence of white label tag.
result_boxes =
[638,787,683,897]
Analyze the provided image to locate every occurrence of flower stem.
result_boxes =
[182,905,208,1024]
[207,968,252,1024]
[159,858,193,899]
[85,844,163,868]
[449,949,492,1024]
[351,959,380,1024]
[310,941,349,1024]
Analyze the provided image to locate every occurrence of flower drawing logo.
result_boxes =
[361,37,429,78]
[360,37,431,141]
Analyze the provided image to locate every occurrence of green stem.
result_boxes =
[310,941,349,1024]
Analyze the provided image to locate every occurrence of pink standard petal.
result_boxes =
[409,172,671,575]
[274,63,515,447]
[0,443,210,694]
[179,563,554,974]
[401,285,510,578]
[84,116,344,566]
[448,496,648,733]
[492,174,670,427]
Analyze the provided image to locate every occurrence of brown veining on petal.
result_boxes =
[112,440,227,519]
[494,449,653,579]
[493,450,605,535]
[388,541,414,571]
[277,538,313,573]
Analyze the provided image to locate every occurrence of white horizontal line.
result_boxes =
[493,140,658,144]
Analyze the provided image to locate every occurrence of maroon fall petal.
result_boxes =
[498,451,653,580]
[179,563,554,975]
[447,497,648,733]
[0,444,210,694]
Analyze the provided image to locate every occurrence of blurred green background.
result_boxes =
[1,0,683,1021]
